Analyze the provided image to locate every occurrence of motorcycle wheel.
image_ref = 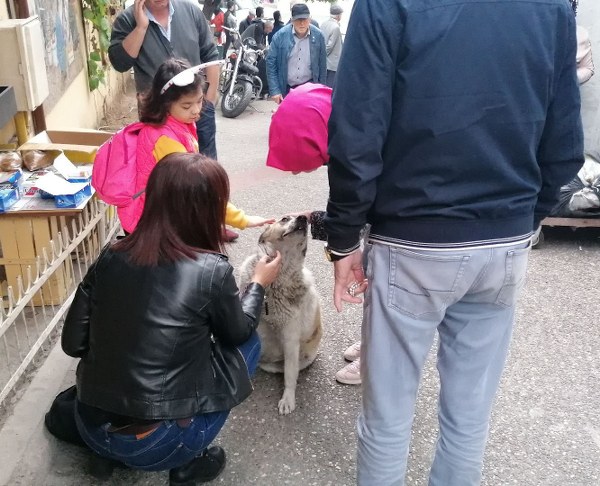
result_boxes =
[221,81,253,118]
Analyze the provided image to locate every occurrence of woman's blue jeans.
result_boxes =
[74,331,260,471]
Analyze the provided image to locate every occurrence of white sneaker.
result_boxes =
[343,341,361,362]
[335,358,361,385]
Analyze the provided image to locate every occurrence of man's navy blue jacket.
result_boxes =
[325,0,584,250]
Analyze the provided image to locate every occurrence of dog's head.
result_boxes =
[258,215,309,261]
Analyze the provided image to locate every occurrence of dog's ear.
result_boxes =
[258,224,273,244]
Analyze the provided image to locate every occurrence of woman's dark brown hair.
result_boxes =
[112,153,229,265]
[139,58,206,125]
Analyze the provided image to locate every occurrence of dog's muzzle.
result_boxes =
[293,215,308,233]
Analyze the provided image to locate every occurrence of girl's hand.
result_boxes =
[246,215,276,227]
[252,251,282,287]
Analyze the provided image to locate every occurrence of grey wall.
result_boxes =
[578,2,599,151]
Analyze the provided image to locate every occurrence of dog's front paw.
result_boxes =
[278,390,296,415]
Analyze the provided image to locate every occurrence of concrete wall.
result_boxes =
[0,4,130,144]
[45,65,131,130]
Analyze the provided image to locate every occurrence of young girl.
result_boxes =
[118,58,272,236]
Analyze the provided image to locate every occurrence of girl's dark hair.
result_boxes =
[139,58,206,125]
[112,153,229,266]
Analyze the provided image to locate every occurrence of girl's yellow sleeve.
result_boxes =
[152,136,187,162]
[226,202,249,229]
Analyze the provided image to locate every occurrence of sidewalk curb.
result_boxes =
[0,343,74,486]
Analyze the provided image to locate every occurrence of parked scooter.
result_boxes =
[219,27,266,118]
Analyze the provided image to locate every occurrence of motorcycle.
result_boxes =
[219,27,266,118]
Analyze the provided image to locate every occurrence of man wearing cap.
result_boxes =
[109,0,221,160]
[320,4,344,88]
[266,3,327,104]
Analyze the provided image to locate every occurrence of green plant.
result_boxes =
[81,0,120,91]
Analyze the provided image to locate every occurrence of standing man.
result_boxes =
[109,0,221,159]
[266,3,326,104]
[324,0,584,485]
[242,20,273,49]
[320,4,343,88]
[241,6,271,48]
[238,9,255,36]
[223,0,237,59]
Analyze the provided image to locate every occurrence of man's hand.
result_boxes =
[286,210,313,219]
[204,64,221,105]
[333,250,367,312]
[122,0,149,58]
[271,94,283,104]
[133,0,149,31]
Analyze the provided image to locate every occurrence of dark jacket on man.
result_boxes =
[62,248,265,420]
[325,0,584,251]
[239,15,253,35]
[241,20,267,48]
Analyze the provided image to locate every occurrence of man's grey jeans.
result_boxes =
[358,239,530,485]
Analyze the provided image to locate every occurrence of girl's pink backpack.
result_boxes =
[91,122,145,208]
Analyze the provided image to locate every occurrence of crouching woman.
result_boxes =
[61,152,281,484]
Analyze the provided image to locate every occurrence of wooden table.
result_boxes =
[0,195,99,306]
[541,216,600,228]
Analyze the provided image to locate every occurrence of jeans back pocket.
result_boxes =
[495,246,530,308]
[388,247,469,319]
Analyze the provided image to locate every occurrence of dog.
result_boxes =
[239,215,323,415]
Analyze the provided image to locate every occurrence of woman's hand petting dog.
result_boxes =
[246,215,276,227]
[251,251,282,288]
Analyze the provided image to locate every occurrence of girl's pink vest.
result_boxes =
[118,116,198,233]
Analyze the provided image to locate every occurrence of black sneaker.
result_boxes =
[169,446,226,485]
[88,453,117,481]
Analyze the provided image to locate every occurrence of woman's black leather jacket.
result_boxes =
[62,247,265,420]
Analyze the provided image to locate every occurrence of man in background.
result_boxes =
[238,8,255,35]
[324,0,584,484]
[319,4,343,88]
[266,3,326,104]
[242,20,273,49]
[223,0,237,58]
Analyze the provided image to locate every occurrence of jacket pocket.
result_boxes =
[388,247,469,318]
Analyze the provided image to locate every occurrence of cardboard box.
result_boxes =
[54,186,88,208]
[0,169,23,197]
[0,168,22,185]
[0,184,19,212]
[18,129,112,164]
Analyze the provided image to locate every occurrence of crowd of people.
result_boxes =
[43,0,594,485]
